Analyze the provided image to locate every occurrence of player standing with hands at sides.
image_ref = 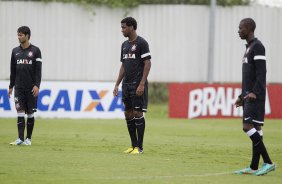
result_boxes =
[234,18,275,175]
[113,17,151,154]
[9,26,42,146]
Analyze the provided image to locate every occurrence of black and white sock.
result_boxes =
[126,118,137,148]
[257,129,272,164]
[17,112,25,141]
[247,128,272,170]
[257,130,263,140]
[247,128,260,170]
[135,116,145,151]
[26,113,35,139]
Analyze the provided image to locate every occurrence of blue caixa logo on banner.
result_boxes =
[0,89,124,112]
[0,89,11,110]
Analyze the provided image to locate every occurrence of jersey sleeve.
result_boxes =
[252,43,266,97]
[34,48,42,88]
[9,51,16,89]
[140,39,151,61]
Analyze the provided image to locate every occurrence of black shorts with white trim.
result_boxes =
[243,99,265,126]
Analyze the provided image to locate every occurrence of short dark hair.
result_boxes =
[121,17,137,30]
[241,18,256,32]
[17,26,31,39]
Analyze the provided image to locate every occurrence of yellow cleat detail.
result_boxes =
[123,147,134,153]
[130,147,143,154]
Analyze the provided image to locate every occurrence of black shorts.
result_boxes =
[14,88,38,114]
[122,82,148,112]
[243,99,265,126]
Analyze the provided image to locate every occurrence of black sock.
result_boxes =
[27,117,35,139]
[257,130,263,141]
[256,130,272,164]
[126,118,137,148]
[17,116,25,141]
[259,131,264,163]
[259,139,272,164]
[135,116,145,150]
[258,130,272,164]
[249,131,273,170]
[249,132,261,170]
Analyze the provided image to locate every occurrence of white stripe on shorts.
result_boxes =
[253,119,264,124]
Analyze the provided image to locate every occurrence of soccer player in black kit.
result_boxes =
[9,26,42,146]
[234,18,275,175]
[113,17,151,154]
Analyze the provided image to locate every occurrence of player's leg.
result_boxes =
[26,113,34,139]
[255,125,272,164]
[254,124,275,175]
[132,111,145,154]
[254,102,275,175]
[124,108,138,153]
[243,122,261,172]
[234,121,260,174]
[25,90,38,145]
[255,123,275,175]
[235,100,260,174]
[253,102,272,165]
[235,100,274,175]
[10,89,25,145]
[122,84,137,153]
[25,113,34,145]
[254,125,263,162]
[131,83,148,154]
[255,125,263,139]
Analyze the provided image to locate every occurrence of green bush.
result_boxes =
[148,82,168,104]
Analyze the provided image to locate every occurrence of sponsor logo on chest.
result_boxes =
[123,53,136,59]
[17,59,32,64]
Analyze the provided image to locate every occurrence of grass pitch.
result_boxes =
[0,105,281,184]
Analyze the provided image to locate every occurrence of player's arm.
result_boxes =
[136,40,151,96]
[246,44,266,100]
[113,63,125,96]
[136,59,151,96]
[8,52,16,98]
[235,95,243,107]
[32,49,42,97]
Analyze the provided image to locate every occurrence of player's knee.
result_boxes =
[255,125,261,131]
[243,123,253,132]
[124,110,134,119]
[133,111,143,118]
[17,111,25,117]
[27,113,34,118]
[242,127,248,132]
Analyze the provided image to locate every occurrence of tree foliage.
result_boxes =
[7,0,250,8]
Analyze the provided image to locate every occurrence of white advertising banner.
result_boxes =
[0,81,124,119]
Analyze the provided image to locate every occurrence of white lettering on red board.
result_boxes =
[188,87,271,119]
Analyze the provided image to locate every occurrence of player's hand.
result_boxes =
[244,92,256,101]
[113,85,119,97]
[32,86,39,97]
[234,97,243,108]
[136,84,144,96]
[8,88,13,98]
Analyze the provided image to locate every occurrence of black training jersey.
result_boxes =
[9,44,42,89]
[241,38,266,100]
[120,36,151,84]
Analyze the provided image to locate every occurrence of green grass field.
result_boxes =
[0,104,281,184]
